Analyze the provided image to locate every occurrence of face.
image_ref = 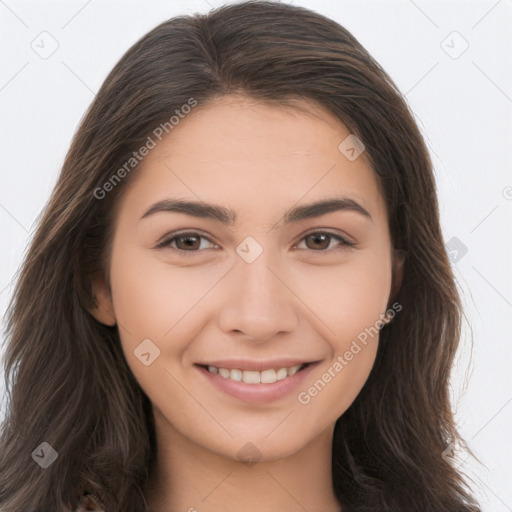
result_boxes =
[92,95,399,463]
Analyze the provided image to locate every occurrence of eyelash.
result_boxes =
[155,230,355,255]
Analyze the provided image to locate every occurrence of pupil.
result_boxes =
[310,234,328,250]
[182,236,198,249]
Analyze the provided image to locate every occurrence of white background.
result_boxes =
[1,0,511,510]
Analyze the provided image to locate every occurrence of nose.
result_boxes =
[218,247,299,343]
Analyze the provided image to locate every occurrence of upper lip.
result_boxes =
[195,358,318,371]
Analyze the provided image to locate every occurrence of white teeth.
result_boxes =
[218,368,230,379]
[276,368,288,380]
[287,364,302,376]
[206,363,306,383]
[260,369,276,384]
[230,369,242,382]
[243,370,260,384]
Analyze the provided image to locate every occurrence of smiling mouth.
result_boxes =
[196,362,311,384]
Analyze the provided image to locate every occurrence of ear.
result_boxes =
[89,272,117,326]
[389,249,405,303]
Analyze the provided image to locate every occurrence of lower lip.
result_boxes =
[196,363,318,405]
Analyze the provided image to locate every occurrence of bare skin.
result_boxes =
[90,95,402,512]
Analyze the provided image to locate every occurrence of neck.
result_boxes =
[143,410,341,512]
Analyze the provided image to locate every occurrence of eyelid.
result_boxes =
[155,228,356,254]
[155,228,357,257]
[155,229,218,250]
[295,228,355,248]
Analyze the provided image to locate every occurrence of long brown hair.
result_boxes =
[0,1,481,510]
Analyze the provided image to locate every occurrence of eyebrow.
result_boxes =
[139,196,372,227]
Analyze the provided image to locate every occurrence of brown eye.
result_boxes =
[174,234,201,250]
[305,233,330,250]
[156,231,217,253]
[297,231,354,252]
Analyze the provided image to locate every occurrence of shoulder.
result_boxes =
[75,492,106,512]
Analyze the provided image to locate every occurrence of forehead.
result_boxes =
[157,95,359,163]
[116,95,387,225]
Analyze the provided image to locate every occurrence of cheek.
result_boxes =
[108,243,228,399]
[292,250,390,415]
[295,247,392,345]
[332,262,391,348]
[109,243,218,341]
[296,341,378,426]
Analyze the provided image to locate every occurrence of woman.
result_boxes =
[0,1,481,511]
